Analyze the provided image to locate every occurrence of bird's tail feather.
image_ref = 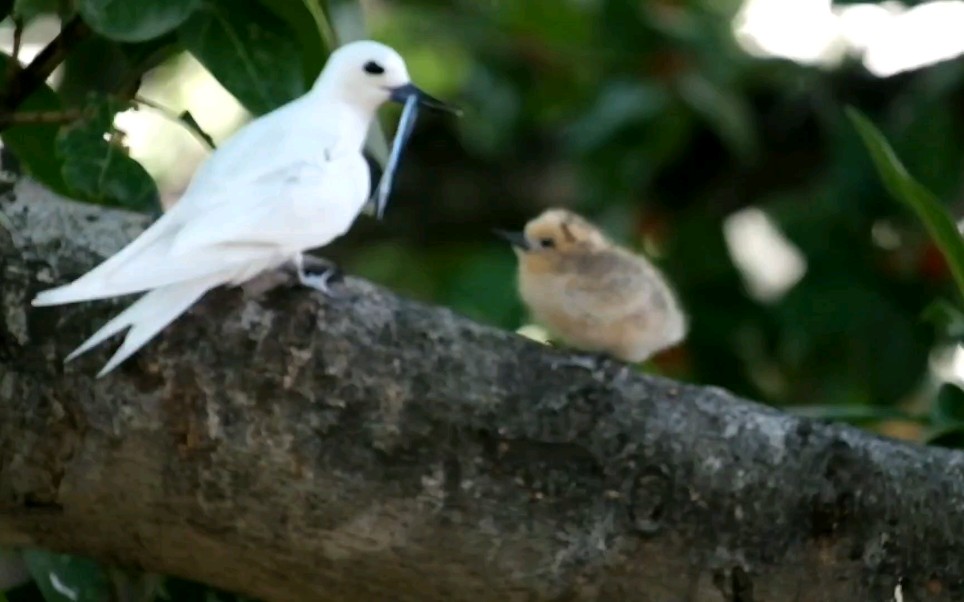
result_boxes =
[32,243,270,307]
[32,212,181,307]
[66,277,216,378]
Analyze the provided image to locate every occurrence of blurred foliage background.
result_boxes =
[3,0,964,599]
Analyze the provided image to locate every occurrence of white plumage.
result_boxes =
[32,39,456,377]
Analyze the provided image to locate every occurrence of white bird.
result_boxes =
[31,39,458,378]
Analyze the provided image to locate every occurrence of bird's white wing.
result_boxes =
[36,153,369,303]
[33,98,372,305]
[179,98,312,204]
[169,153,370,258]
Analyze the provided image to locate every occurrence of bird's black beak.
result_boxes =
[492,229,531,251]
[389,82,462,116]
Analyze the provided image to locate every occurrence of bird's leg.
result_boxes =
[292,253,344,298]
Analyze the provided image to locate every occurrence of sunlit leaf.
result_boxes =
[847,107,964,302]
[21,549,111,602]
[0,54,71,196]
[179,0,305,115]
[77,0,201,42]
[56,96,159,211]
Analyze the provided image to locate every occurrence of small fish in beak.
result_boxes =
[369,84,461,220]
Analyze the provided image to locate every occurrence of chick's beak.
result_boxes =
[389,82,462,116]
[492,229,531,251]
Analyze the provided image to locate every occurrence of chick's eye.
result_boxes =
[540,238,555,248]
[363,61,385,75]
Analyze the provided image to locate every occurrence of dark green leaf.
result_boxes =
[847,107,964,303]
[77,0,201,42]
[254,0,329,85]
[21,549,110,602]
[922,299,964,340]
[677,74,758,163]
[179,0,305,115]
[926,425,964,450]
[0,54,71,195]
[566,80,668,153]
[0,549,29,592]
[56,97,159,211]
[934,382,964,424]
[106,568,164,602]
[57,35,179,105]
[789,404,925,425]
[0,0,14,21]
[13,0,69,22]
[155,576,254,602]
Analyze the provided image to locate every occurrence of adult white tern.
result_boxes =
[31,39,459,377]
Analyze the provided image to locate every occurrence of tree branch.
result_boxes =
[0,16,91,132]
[1,180,963,601]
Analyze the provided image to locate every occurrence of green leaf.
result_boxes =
[847,107,964,303]
[21,549,111,602]
[56,96,159,211]
[0,54,71,196]
[789,404,925,425]
[179,0,305,115]
[77,0,201,42]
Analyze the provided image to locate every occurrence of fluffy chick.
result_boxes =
[496,208,687,363]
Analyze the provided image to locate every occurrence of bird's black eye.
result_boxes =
[363,61,385,75]
[540,238,555,248]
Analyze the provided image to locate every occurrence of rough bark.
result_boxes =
[1,180,963,602]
